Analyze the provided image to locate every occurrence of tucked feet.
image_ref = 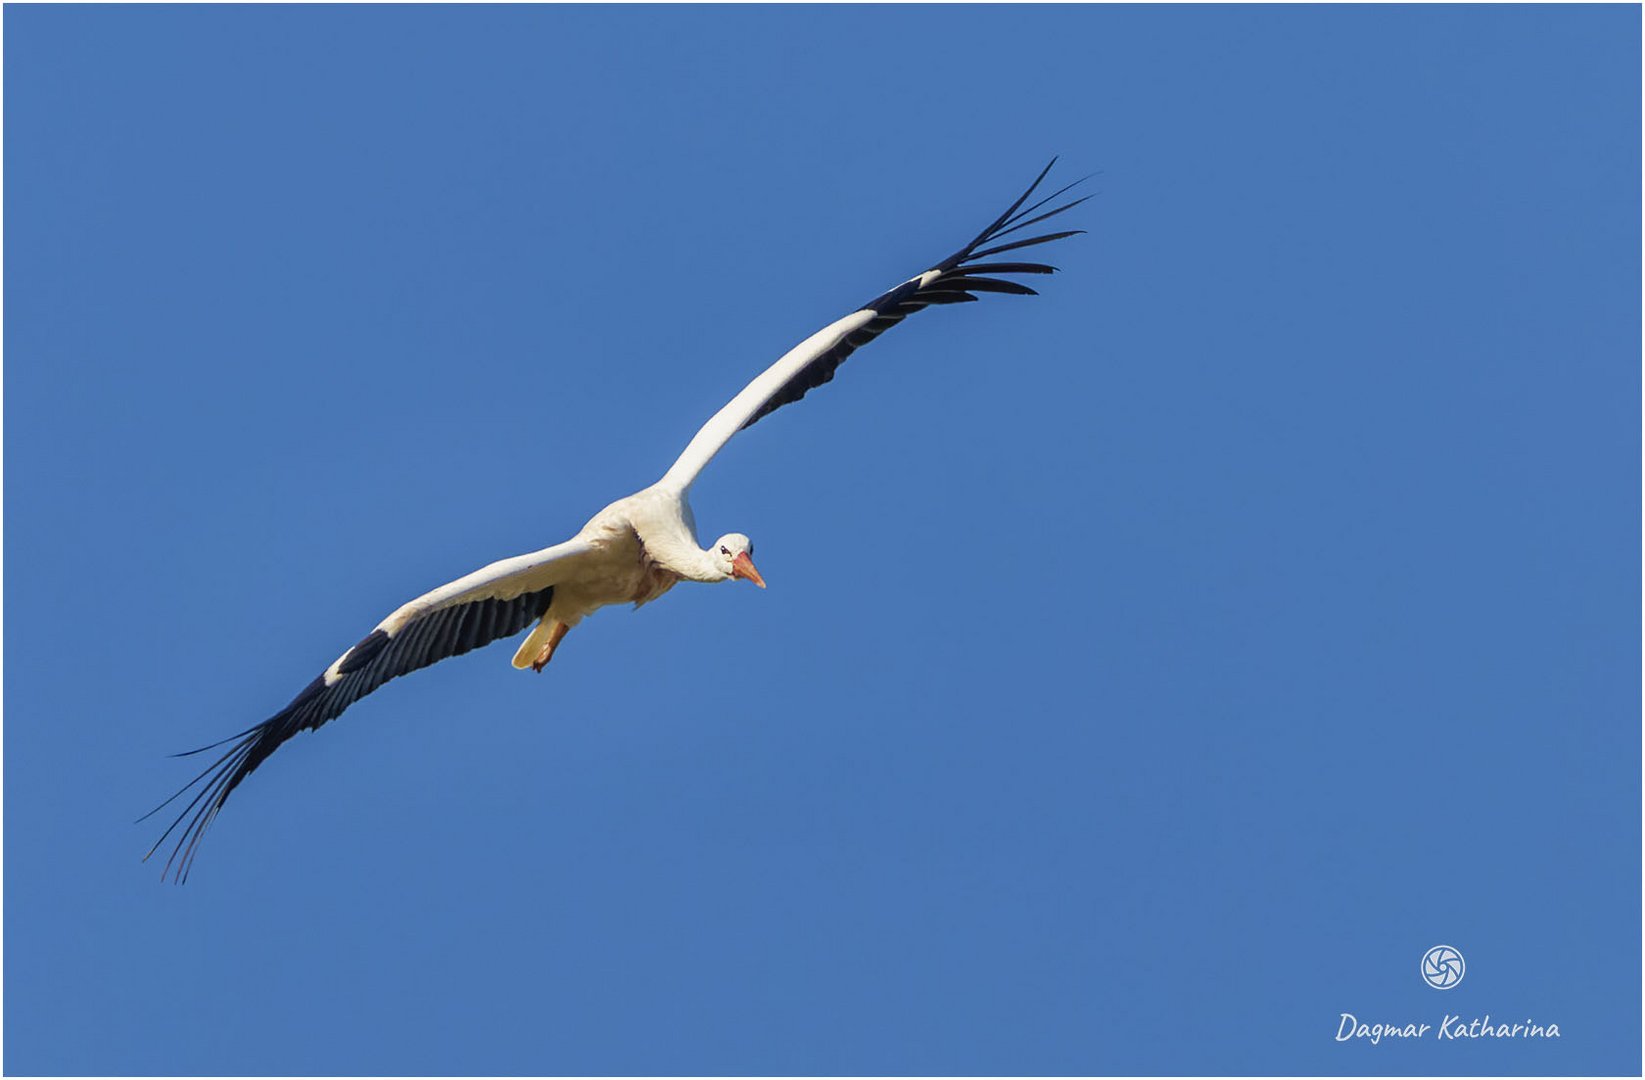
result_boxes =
[530,621,571,673]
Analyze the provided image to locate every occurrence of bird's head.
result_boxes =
[711,533,765,588]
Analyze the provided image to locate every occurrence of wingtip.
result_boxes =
[1027,157,1057,195]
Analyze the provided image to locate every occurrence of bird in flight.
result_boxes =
[145,160,1088,881]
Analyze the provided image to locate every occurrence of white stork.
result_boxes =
[145,160,1088,880]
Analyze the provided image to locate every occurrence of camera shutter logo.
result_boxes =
[1421,945,1465,990]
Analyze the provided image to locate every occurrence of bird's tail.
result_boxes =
[512,618,556,669]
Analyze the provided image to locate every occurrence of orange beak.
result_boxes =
[731,551,766,589]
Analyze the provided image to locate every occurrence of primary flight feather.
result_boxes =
[144,159,1088,881]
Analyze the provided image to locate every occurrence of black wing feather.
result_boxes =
[742,159,1087,428]
[143,582,557,882]
[941,277,1040,296]
[956,261,1058,276]
[967,229,1085,261]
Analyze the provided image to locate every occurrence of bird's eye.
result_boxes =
[719,546,730,556]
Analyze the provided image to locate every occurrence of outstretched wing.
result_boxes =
[658,159,1088,490]
[143,536,596,882]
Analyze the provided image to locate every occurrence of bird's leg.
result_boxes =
[530,621,571,673]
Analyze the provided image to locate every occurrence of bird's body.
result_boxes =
[145,161,1088,880]
[508,502,677,668]
[546,491,697,619]
[506,484,742,670]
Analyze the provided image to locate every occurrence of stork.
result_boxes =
[145,160,1088,880]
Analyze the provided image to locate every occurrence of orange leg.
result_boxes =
[530,621,571,673]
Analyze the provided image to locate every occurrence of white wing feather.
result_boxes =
[658,309,877,491]
[374,536,597,637]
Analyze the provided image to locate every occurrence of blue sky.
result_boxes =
[4,4,1638,1075]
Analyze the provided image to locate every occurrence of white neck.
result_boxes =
[673,545,729,584]
[635,529,727,584]
[622,485,731,583]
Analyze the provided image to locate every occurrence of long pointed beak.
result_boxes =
[731,551,766,589]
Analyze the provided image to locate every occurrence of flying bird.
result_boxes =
[145,160,1088,881]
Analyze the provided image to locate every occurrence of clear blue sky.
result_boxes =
[5,5,1638,1075]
